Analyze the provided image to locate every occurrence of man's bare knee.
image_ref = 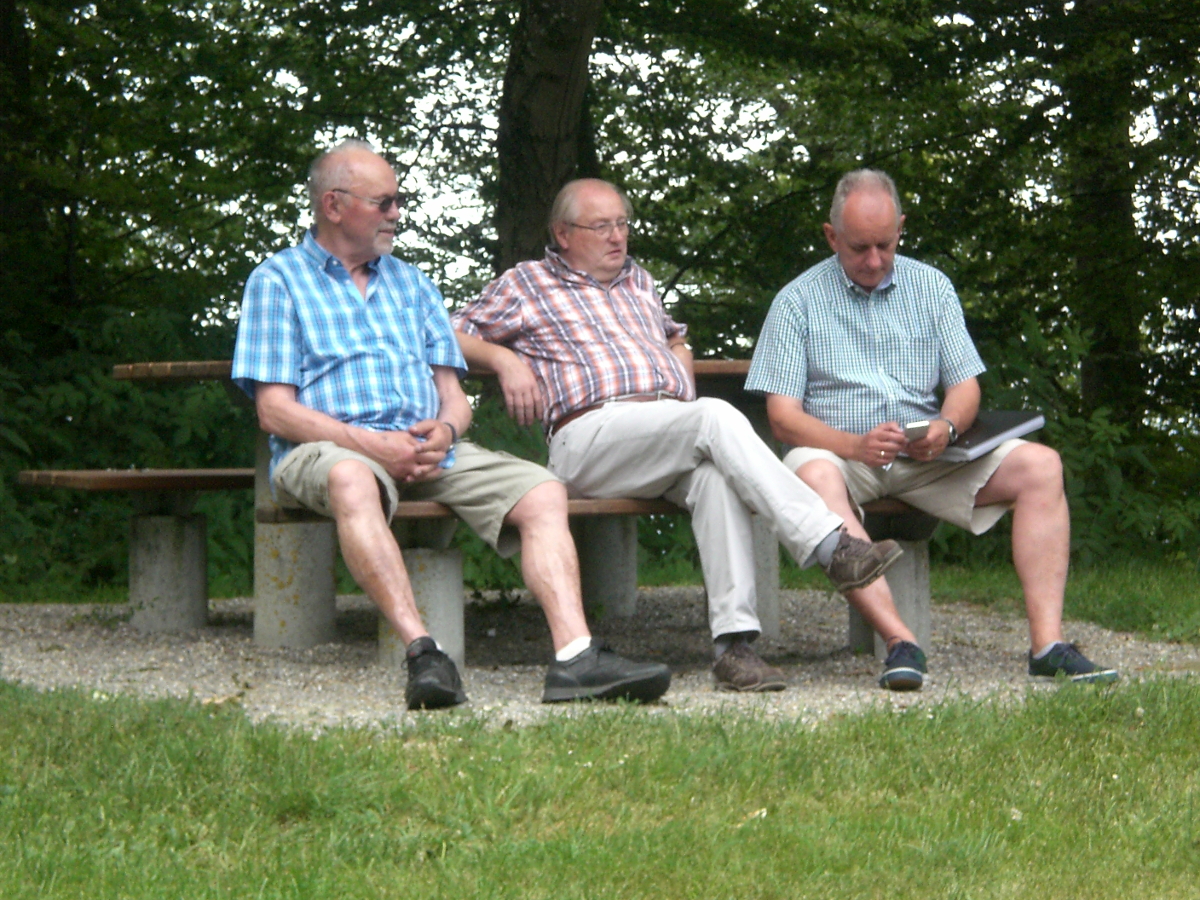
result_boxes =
[1004,443,1063,493]
[507,479,569,529]
[327,459,386,515]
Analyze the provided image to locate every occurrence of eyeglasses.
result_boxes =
[566,218,632,238]
[332,188,405,213]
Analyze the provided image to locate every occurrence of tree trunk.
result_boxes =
[1060,1,1149,424]
[494,0,604,274]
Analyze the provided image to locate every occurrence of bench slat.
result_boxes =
[19,469,255,491]
[256,496,684,523]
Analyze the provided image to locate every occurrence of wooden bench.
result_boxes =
[19,469,933,666]
[17,468,255,632]
[19,466,780,669]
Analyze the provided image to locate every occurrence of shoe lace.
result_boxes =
[1054,642,1084,661]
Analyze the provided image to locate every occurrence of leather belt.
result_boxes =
[548,392,677,440]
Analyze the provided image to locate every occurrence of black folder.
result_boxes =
[940,410,1045,462]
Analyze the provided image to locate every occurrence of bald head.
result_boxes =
[548,179,633,286]
[307,141,402,270]
[824,169,905,292]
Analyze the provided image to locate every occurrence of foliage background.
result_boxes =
[2,0,1197,601]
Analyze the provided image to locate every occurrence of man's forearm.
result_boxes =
[431,366,472,440]
[256,383,361,450]
[939,378,981,435]
[668,338,694,384]
[455,330,517,373]
[765,394,861,457]
[255,382,422,479]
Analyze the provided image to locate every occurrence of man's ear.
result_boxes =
[320,191,343,225]
[551,222,570,252]
[822,222,838,252]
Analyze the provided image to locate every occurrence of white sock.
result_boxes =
[1032,641,1062,660]
[556,636,594,662]
[813,528,843,567]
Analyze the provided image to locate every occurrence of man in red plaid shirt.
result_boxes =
[453,179,914,692]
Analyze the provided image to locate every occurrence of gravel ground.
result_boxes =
[3,586,1198,731]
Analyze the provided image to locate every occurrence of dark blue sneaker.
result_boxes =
[879,640,926,691]
[405,636,467,710]
[1028,642,1119,684]
[543,640,671,703]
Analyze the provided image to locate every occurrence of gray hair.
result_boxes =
[307,139,378,213]
[547,178,634,246]
[829,168,902,232]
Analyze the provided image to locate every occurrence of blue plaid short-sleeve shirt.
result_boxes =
[232,229,466,473]
[746,254,985,434]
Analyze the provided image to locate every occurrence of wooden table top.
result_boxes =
[112,359,752,381]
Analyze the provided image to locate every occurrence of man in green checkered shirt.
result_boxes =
[747,168,1118,689]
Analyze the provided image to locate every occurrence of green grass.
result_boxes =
[931,559,1200,643]
[776,555,1200,645]
[2,678,1199,898]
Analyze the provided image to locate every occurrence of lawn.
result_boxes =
[2,676,1198,899]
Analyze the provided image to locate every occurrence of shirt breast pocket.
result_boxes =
[880,338,940,394]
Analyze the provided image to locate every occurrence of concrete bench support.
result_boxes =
[574,512,781,640]
[378,548,465,670]
[848,500,939,660]
[128,512,208,631]
[574,515,639,617]
[252,520,337,648]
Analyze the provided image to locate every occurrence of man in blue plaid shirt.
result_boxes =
[748,168,1118,689]
[233,141,669,710]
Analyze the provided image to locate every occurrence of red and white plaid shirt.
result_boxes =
[453,250,695,431]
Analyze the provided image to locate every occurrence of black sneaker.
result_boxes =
[879,640,926,691]
[1028,642,1119,684]
[542,640,672,703]
[405,636,467,710]
[822,529,903,593]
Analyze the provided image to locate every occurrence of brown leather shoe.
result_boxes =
[821,528,903,593]
[712,642,787,692]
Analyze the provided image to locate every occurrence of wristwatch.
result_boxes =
[940,417,959,444]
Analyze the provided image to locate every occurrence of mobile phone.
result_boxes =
[903,420,930,441]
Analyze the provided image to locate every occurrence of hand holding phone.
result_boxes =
[903,420,930,442]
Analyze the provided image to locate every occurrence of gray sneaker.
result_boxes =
[879,640,927,691]
[712,642,787,692]
[1028,642,1119,684]
[542,640,672,703]
[822,528,903,593]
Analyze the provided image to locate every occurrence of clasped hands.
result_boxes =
[358,420,455,483]
[857,420,953,468]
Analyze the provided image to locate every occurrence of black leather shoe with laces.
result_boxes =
[405,636,467,710]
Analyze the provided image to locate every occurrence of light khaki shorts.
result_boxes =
[272,440,558,557]
[781,439,1026,535]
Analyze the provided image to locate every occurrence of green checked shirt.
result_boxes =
[745,254,985,435]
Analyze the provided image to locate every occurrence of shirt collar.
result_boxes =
[836,256,896,298]
[301,227,381,276]
[543,246,634,288]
